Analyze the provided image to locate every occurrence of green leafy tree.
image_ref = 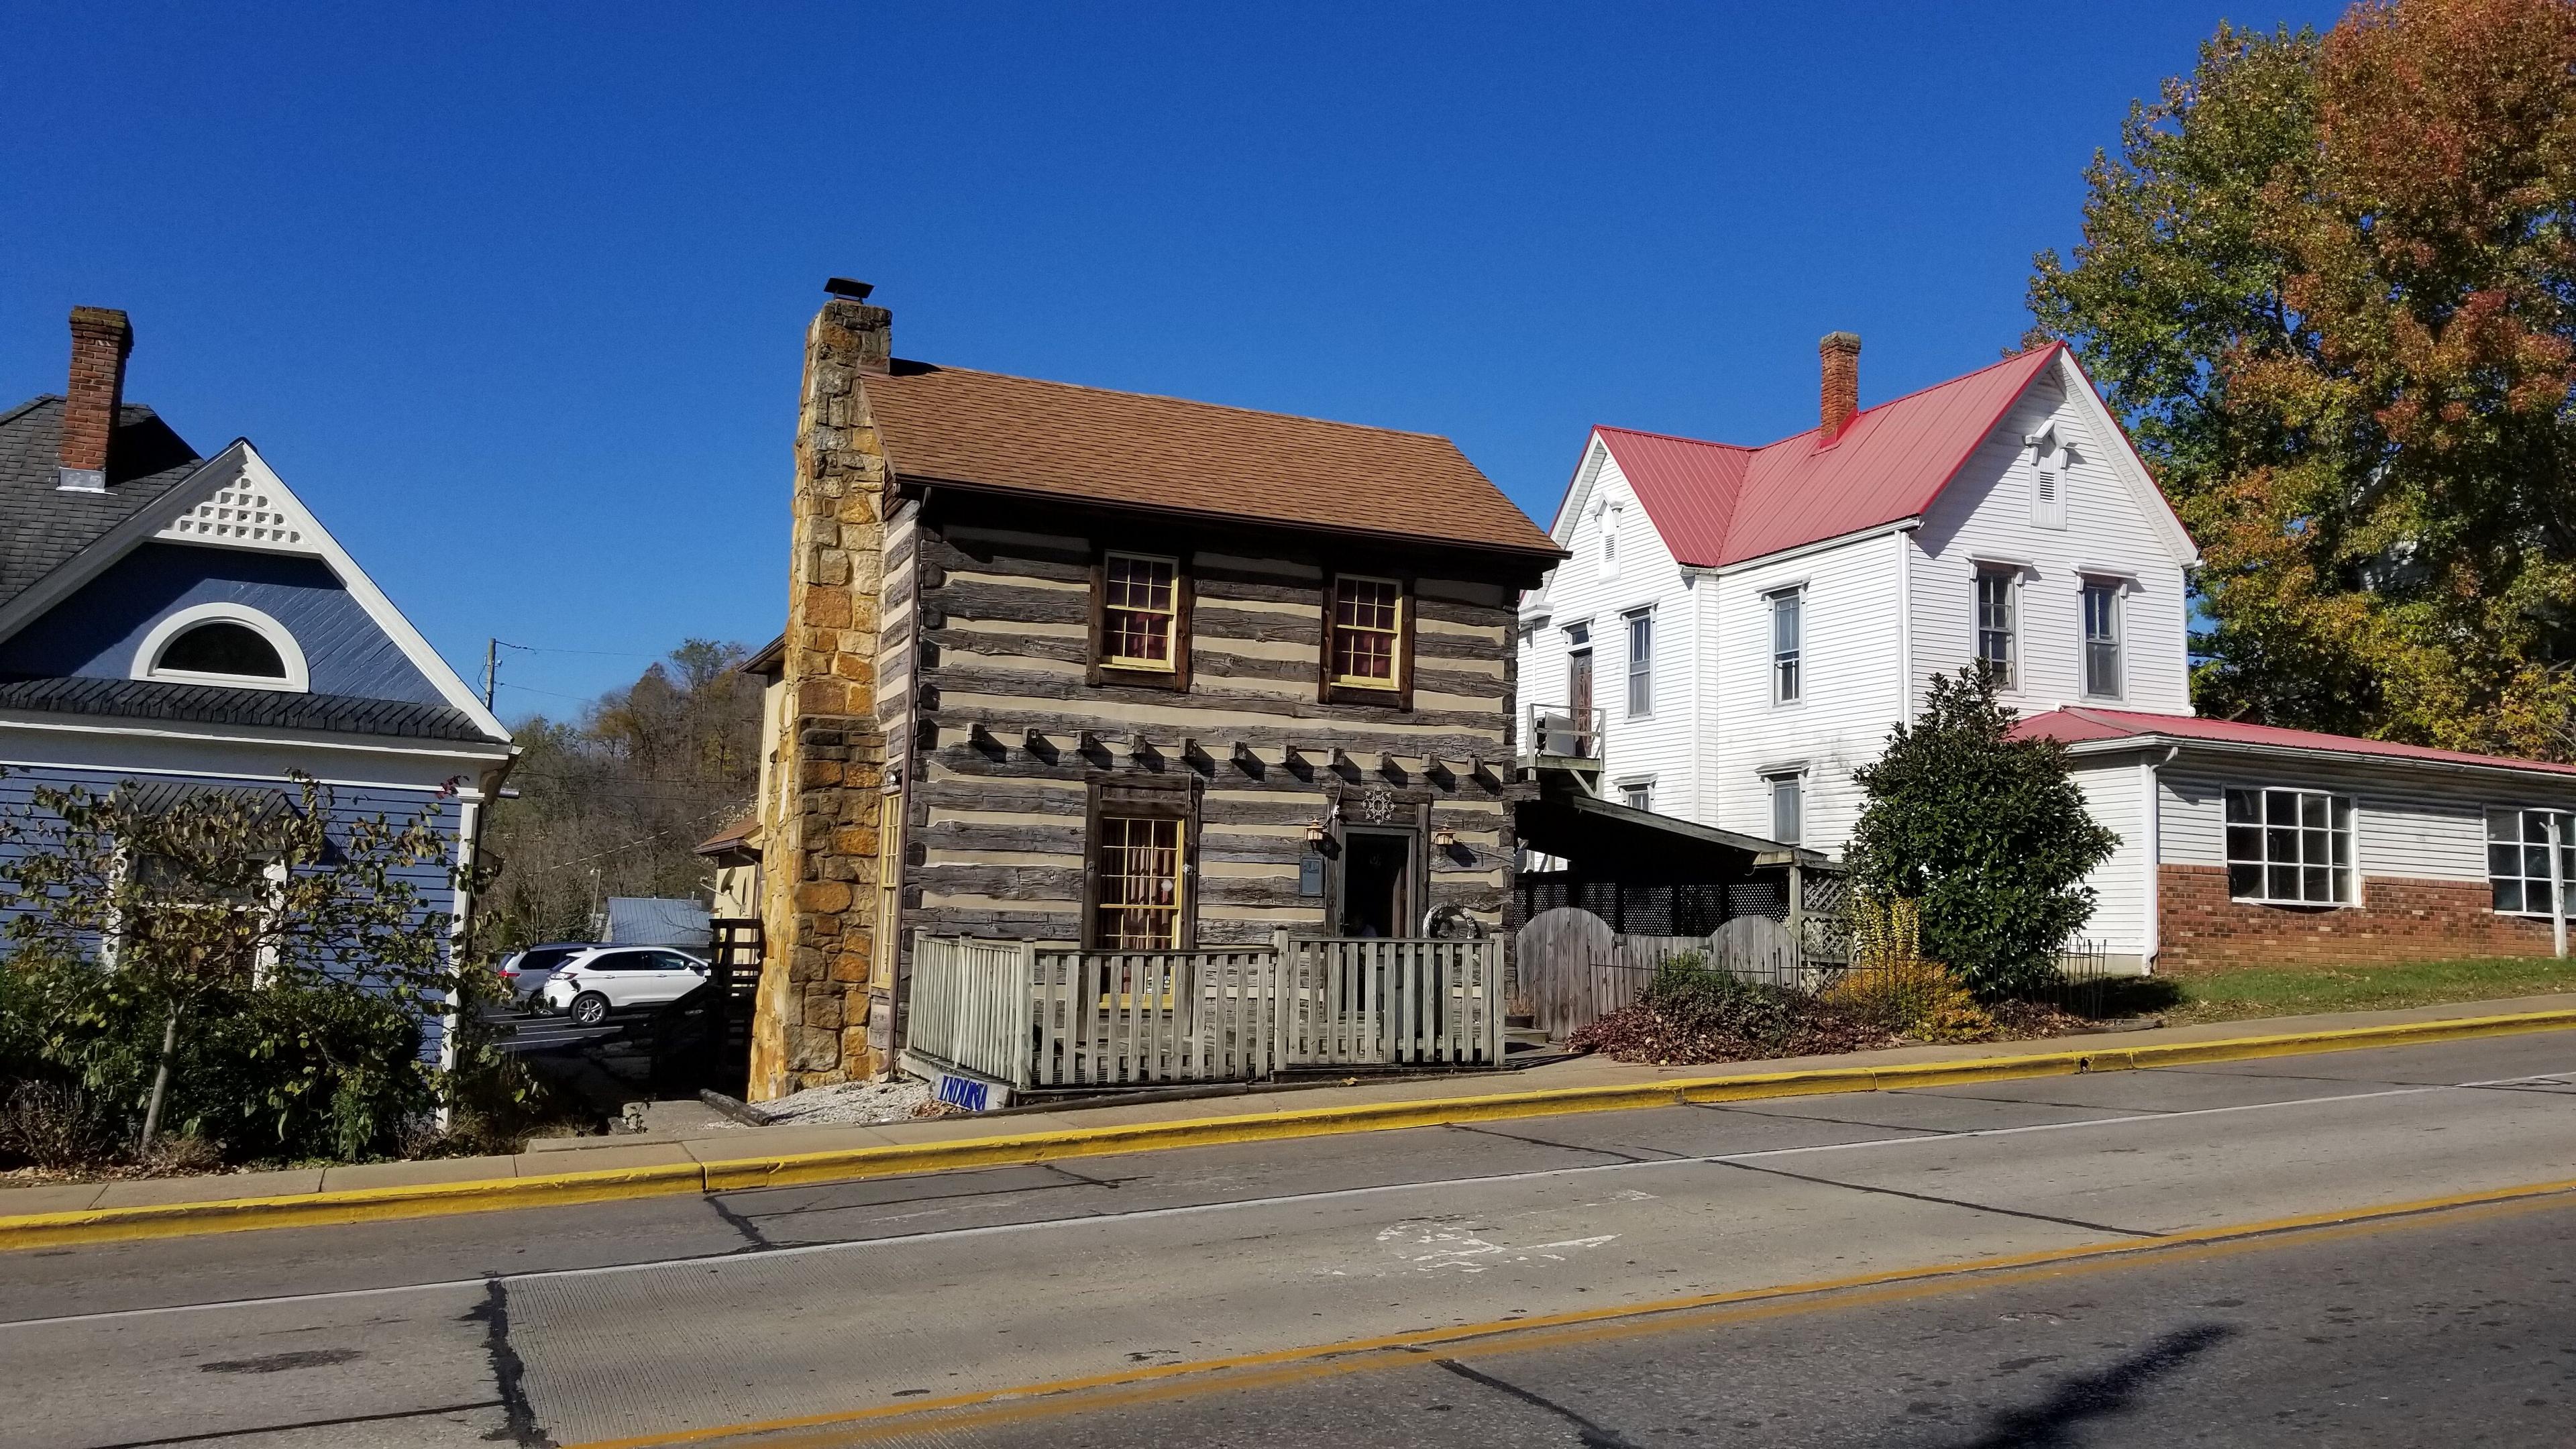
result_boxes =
[2029,0,2576,757]
[1847,667,2120,997]
[0,775,453,1157]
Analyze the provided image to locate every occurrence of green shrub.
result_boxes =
[1847,666,2119,998]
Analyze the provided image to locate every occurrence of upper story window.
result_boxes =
[1092,551,1189,689]
[1767,770,1804,845]
[1327,575,1405,695]
[1975,568,2017,690]
[2487,808,2574,917]
[131,603,309,694]
[2082,579,2122,699]
[1620,779,1654,812]
[1768,588,1803,704]
[2225,788,2355,906]
[1625,608,1654,717]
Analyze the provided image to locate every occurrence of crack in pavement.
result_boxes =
[1435,1358,1643,1448]
[1691,1101,1960,1134]
[1444,1122,1673,1163]
[704,1195,772,1250]
[1717,1159,2161,1239]
[466,1277,551,1446]
[76,1400,508,1449]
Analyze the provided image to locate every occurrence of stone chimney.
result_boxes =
[747,280,895,1099]
[58,307,133,492]
[1818,331,1861,444]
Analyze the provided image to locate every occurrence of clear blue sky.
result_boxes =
[2,3,2339,717]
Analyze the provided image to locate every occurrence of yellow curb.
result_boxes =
[9,1005,2576,1252]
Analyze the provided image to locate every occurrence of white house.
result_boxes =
[1519,333,2576,971]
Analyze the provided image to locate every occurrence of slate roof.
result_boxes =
[861,361,1562,559]
[0,395,209,615]
[0,676,498,743]
[2014,706,2576,779]
[1584,344,2188,570]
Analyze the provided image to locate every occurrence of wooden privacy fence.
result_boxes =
[910,931,1506,1089]
[1514,908,1805,1041]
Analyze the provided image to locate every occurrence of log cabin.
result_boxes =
[739,281,1560,1097]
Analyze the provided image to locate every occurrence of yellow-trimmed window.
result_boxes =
[1102,553,1179,670]
[1330,576,1403,689]
[1094,815,1184,949]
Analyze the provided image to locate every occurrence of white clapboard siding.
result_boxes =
[1517,443,1707,820]
[2152,754,2576,883]
[2065,757,2149,955]
[1707,527,1908,857]
[1912,364,2192,719]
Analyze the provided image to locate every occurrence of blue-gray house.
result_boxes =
[0,307,515,1059]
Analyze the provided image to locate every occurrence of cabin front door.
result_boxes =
[1336,827,1415,938]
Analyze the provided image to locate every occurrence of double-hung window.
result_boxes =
[1767,771,1804,845]
[1768,589,1802,705]
[1975,568,2016,689]
[1092,814,1185,949]
[2224,788,2355,906]
[1625,609,1654,717]
[1102,553,1179,669]
[2486,808,2575,917]
[1328,575,1404,693]
[2082,580,2121,699]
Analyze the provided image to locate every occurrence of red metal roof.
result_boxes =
[2014,706,2576,777]
[1594,344,2066,569]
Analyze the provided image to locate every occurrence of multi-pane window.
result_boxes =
[1102,553,1179,669]
[1093,816,1183,949]
[1769,589,1802,704]
[1330,576,1403,688]
[2486,808,2575,916]
[1625,610,1654,716]
[2224,788,2355,906]
[2082,580,2121,698]
[1768,772,1803,845]
[1976,569,2015,688]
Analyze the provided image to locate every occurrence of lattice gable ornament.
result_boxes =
[156,473,320,553]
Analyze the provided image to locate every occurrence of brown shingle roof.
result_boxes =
[861,362,1560,558]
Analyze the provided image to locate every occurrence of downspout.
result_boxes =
[2141,745,2176,973]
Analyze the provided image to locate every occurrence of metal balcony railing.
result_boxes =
[1522,703,1606,766]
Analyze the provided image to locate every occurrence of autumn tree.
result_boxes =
[2029,0,2576,757]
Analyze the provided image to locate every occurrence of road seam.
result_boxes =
[1715,1159,2162,1238]
[9,1009,2574,1250]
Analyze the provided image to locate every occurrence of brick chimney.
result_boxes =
[1818,331,1861,444]
[58,306,133,492]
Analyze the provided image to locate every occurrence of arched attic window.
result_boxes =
[131,604,311,693]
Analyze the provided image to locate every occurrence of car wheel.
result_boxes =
[569,992,610,1028]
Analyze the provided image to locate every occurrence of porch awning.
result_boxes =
[1515,790,1831,877]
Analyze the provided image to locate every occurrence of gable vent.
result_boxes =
[163,486,307,548]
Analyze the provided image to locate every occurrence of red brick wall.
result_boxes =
[59,307,131,475]
[2157,864,2560,971]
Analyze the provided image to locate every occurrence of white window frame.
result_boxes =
[1618,777,1655,812]
[1624,607,1654,718]
[131,602,311,693]
[2081,576,2123,700]
[2485,807,2574,918]
[1974,567,2017,691]
[1765,769,1805,846]
[2224,786,2357,907]
[1768,587,1803,706]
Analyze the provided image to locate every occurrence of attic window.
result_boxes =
[132,604,311,693]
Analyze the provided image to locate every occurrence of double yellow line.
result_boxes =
[5,1006,2573,1251]
[561,1173,2576,1448]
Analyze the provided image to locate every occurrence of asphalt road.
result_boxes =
[9,1031,2576,1448]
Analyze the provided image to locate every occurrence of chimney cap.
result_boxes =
[1818,331,1862,353]
[824,277,875,301]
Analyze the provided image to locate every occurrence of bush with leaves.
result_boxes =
[0,773,458,1164]
[1815,899,1995,1042]
[1847,667,2119,998]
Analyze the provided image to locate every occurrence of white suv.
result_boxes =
[539,947,710,1026]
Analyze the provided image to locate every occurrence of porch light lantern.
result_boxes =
[1305,818,1328,847]
[1433,827,1458,849]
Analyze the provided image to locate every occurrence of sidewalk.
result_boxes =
[9,989,2575,1224]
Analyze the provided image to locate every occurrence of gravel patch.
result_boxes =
[753,1076,953,1126]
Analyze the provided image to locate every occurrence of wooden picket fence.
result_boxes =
[1514,908,1805,1041]
[908,931,1505,1089]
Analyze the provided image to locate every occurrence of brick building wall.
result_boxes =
[2157,864,2560,972]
